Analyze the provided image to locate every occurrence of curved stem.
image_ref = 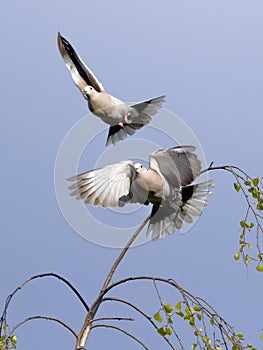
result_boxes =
[101,297,177,350]
[0,273,89,336]
[10,315,78,338]
[101,214,151,293]
[90,324,149,349]
[102,275,241,344]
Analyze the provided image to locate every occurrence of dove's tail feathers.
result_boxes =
[147,180,214,240]
[106,124,141,146]
[178,180,214,222]
[147,204,181,240]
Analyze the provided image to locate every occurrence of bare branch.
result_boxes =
[89,316,134,324]
[90,324,149,349]
[101,214,151,293]
[10,315,78,338]
[76,214,151,349]
[0,272,89,336]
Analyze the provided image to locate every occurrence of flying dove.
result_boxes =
[68,146,213,240]
[57,33,166,146]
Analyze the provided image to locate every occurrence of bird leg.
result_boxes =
[118,115,133,128]
[124,114,132,124]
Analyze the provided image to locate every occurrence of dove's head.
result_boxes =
[83,85,96,99]
[134,163,147,174]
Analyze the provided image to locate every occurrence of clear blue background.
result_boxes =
[1,1,263,349]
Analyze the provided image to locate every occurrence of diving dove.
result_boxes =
[68,146,213,240]
[57,33,166,146]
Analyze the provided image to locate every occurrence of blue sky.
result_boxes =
[1,1,263,349]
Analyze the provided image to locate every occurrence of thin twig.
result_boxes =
[76,214,151,349]
[0,272,89,334]
[153,280,184,349]
[10,315,78,338]
[89,316,134,324]
[90,324,149,349]
[101,214,151,293]
[101,275,244,347]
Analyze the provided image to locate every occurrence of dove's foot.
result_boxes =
[124,115,132,124]
[118,116,132,128]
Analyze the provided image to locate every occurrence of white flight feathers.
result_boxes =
[68,146,214,240]
[57,32,165,146]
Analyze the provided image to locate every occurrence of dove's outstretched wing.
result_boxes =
[58,32,104,95]
[68,161,136,207]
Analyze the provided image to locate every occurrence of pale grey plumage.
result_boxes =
[68,146,214,239]
[57,33,165,145]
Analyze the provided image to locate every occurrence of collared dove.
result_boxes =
[57,33,165,146]
[68,146,213,240]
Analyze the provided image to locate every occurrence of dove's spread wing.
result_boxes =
[130,96,166,124]
[58,33,104,94]
[68,161,135,207]
[106,96,166,146]
[149,146,201,194]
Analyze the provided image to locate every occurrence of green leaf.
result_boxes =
[237,332,244,340]
[234,253,240,261]
[157,327,167,336]
[210,318,214,326]
[252,178,259,187]
[175,302,181,311]
[202,335,212,345]
[176,311,184,318]
[164,303,173,314]
[193,305,202,311]
[260,333,263,340]
[240,220,246,228]
[11,336,17,344]
[244,180,251,186]
[256,265,263,272]
[166,327,173,336]
[197,313,203,321]
[189,316,195,327]
[234,183,241,192]
[191,344,197,350]
[2,325,7,331]
[257,203,263,211]
[167,316,173,324]
[154,312,163,323]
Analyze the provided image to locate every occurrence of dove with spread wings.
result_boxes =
[58,33,165,146]
[68,146,213,240]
